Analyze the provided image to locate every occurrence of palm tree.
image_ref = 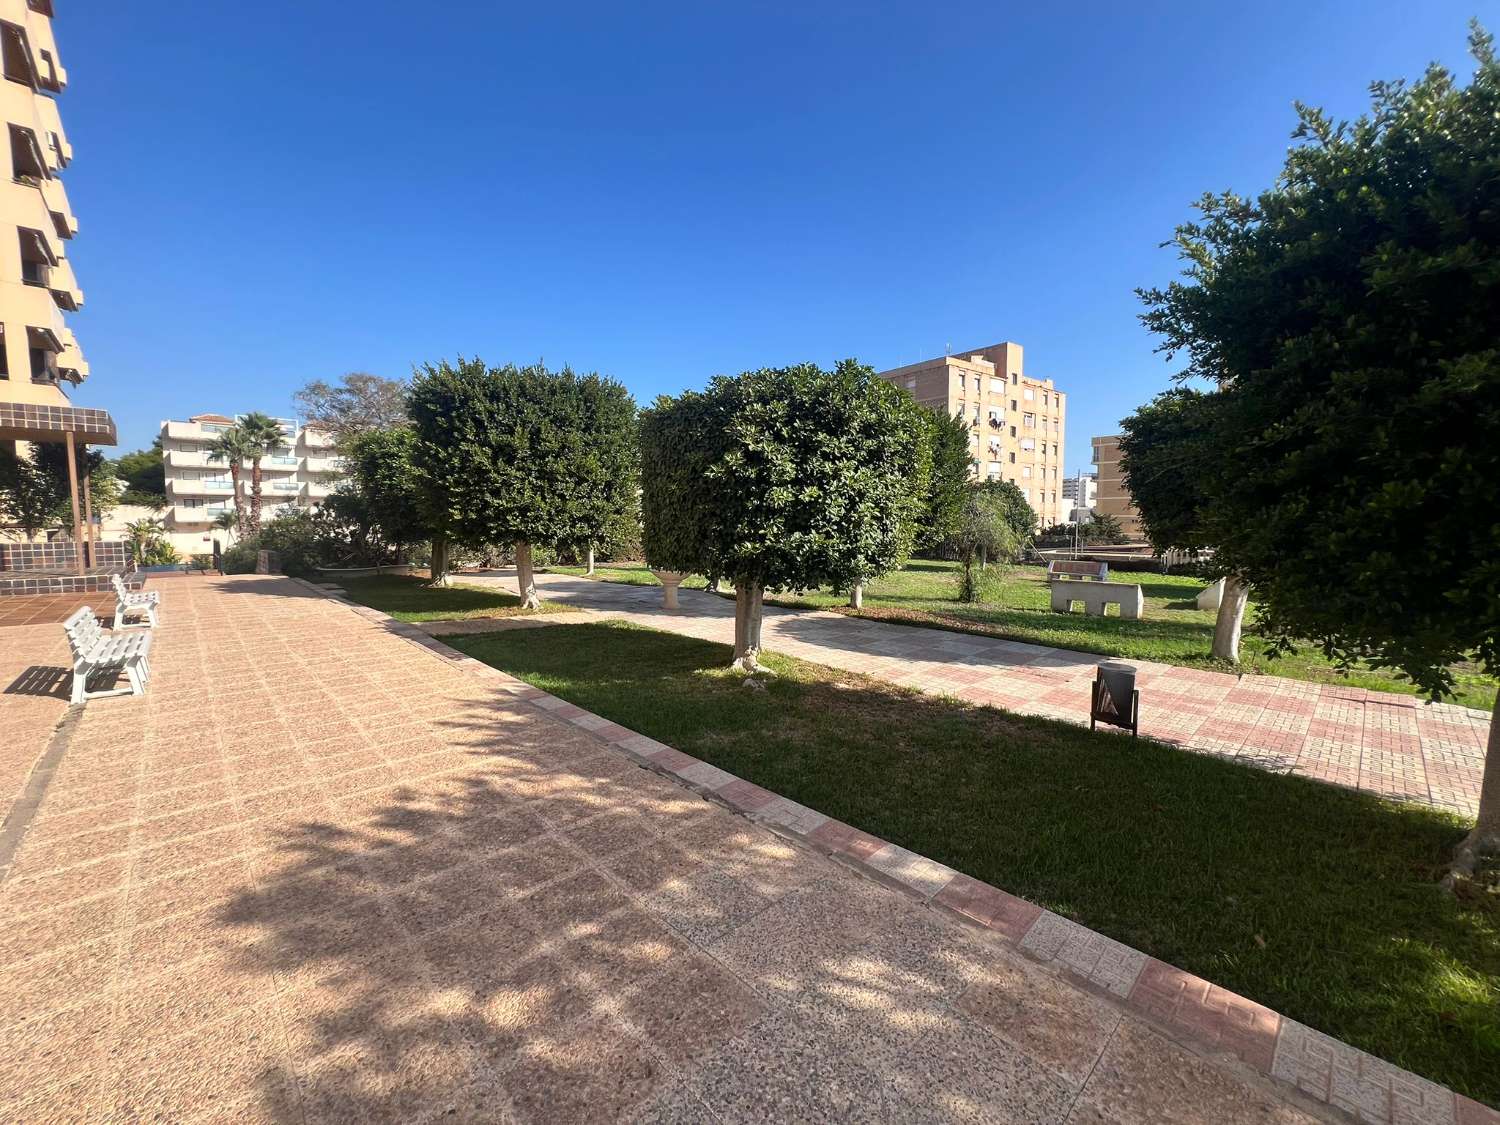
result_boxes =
[236,412,287,534]
[211,507,238,539]
[205,427,253,536]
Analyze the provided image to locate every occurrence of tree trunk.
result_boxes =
[980,544,987,569]
[229,464,247,537]
[849,583,863,609]
[732,580,764,672]
[707,574,721,594]
[1210,575,1249,663]
[515,541,541,609]
[585,545,595,575]
[428,536,451,587]
[249,459,263,534]
[1444,696,1500,886]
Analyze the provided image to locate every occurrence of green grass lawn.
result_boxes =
[550,560,1497,710]
[448,620,1500,1106]
[336,575,576,623]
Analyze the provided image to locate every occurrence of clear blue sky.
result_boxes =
[59,1,1486,473]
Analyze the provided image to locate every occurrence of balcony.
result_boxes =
[166,478,236,498]
[263,480,302,495]
[47,253,82,310]
[302,480,336,501]
[37,175,75,238]
[299,428,337,451]
[302,455,346,474]
[168,504,234,526]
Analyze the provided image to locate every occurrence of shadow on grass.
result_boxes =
[447,620,1500,1105]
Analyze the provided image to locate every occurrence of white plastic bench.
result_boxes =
[110,573,159,630]
[64,606,153,704]
[1049,579,1144,620]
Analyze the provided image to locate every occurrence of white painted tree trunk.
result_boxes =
[585,546,595,575]
[1467,700,1500,853]
[849,583,863,609]
[732,581,764,672]
[515,541,541,609]
[428,537,451,588]
[1210,575,1249,663]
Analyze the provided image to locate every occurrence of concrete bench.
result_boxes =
[1050,579,1143,619]
[1047,559,1109,582]
[64,606,153,704]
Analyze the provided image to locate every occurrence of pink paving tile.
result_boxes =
[932,873,1043,942]
[1127,958,1282,1074]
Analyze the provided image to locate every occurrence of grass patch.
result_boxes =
[449,620,1500,1105]
[337,575,575,623]
[551,560,1497,710]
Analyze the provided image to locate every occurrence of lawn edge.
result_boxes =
[293,575,1500,1122]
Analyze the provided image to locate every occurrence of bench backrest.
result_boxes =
[63,606,102,662]
[110,572,129,598]
[1048,559,1109,581]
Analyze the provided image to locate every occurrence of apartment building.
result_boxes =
[1090,435,1142,538]
[877,342,1066,527]
[0,1,119,574]
[1061,472,1097,522]
[159,413,347,545]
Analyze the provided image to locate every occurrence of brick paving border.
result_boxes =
[293,578,1500,1125]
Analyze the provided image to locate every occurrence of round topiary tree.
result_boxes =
[641,359,929,671]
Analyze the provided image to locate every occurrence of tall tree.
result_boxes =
[917,407,974,552]
[0,443,117,538]
[951,487,1022,602]
[409,359,637,605]
[293,373,409,447]
[111,438,165,504]
[974,479,1038,543]
[237,412,288,535]
[1119,388,1251,661]
[205,428,253,536]
[1138,25,1500,866]
[338,426,431,561]
[641,360,929,671]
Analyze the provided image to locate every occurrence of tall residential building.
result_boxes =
[0,1,118,571]
[877,342,1067,527]
[160,413,347,540]
[1090,435,1142,538]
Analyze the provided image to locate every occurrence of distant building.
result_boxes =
[1061,472,1097,523]
[1090,435,1142,538]
[876,342,1067,527]
[159,413,347,546]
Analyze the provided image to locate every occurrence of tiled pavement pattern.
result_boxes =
[0,590,95,627]
[494,573,1492,820]
[0,577,1494,1125]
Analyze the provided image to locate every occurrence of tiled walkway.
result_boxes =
[493,573,1492,820]
[0,575,1370,1123]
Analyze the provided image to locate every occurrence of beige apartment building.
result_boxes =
[877,342,1066,527]
[0,1,119,575]
[1090,434,1142,538]
[159,414,347,548]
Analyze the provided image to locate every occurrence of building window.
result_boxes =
[1022,466,1032,479]
[1023,387,1035,401]
[1008,451,1016,464]
[988,377,1004,395]
[1023,413,1035,427]
[1021,438,1035,452]
[1009,425,1016,438]
[1011,373,1019,384]
[0,324,6,378]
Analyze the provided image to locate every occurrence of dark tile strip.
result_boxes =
[0,702,81,885]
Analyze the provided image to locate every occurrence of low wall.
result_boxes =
[0,541,132,573]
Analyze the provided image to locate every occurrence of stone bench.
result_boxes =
[1050,579,1143,619]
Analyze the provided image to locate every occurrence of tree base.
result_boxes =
[1442,826,1500,892]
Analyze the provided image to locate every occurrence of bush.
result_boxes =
[222,543,258,574]
[189,553,214,572]
[958,564,1004,604]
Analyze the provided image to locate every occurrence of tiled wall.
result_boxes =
[0,541,132,572]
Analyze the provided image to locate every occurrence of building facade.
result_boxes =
[876,342,1066,527]
[1090,435,1142,538]
[0,1,120,582]
[159,413,347,546]
[1061,472,1097,523]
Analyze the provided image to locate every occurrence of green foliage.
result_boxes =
[1081,512,1128,545]
[110,439,164,497]
[917,407,974,550]
[293,372,409,446]
[0,442,118,535]
[408,359,638,555]
[1119,388,1226,554]
[189,553,214,572]
[221,543,258,574]
[1137,25,1500,697]
[121,490,168,511]
[337,426,429,553]
[205,428,252,533]
[974,479,1038,540]
[957,561,1004,604]
[123,517,178,566]
[949,488,1022,602]
[639,360,930,592]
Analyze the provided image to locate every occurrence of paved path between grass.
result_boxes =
[476,571,1492,821]
[6,574,1483,1123]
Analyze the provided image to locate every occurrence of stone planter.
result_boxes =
[650,569,685,609]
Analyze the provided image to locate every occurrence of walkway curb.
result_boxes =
[295,578,1499,1125]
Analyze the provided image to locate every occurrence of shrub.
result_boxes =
[221,543,259,574]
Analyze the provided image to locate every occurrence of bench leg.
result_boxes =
[126,661,145,697]
[70,666,87,705]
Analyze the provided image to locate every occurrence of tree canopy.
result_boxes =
[293,372,409,446]
[333,426,430,557]
[1138,24,1500,856]
[974,479,1037,542]
[640,359,929,668]
[0,443,118,537]
[916,407,974,551]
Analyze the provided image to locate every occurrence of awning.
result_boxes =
[26,324,62,352]
[18,226,57,266]
[0,401,116,446]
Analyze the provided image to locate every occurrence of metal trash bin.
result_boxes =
[1091,661,1139,737]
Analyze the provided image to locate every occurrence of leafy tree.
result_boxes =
[1119,388,1251,660]
[1079,511,1127,545]
[293,372,409,446]
[336,426,431,561]
[951,488,1022,603]
[1137,25,1500,864]
[236,412,288,535]
[917,407,974,551]
[409,359,637,604]
[0,443,116,537]
[975,479,1038,541]
[640,360,929,671]
[111,439,165,500]
[205,428,253,536]
[123,516,177,566]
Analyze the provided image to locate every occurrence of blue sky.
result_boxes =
[59,1,1486,472]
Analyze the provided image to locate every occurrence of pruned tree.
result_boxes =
[337,426,432,563]
[974,479,1037,543]
[293,372,409,447]
[916,407,974,552]
[1137,23,1500,867]
[408,359,637,604]
[641,359,929,671]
